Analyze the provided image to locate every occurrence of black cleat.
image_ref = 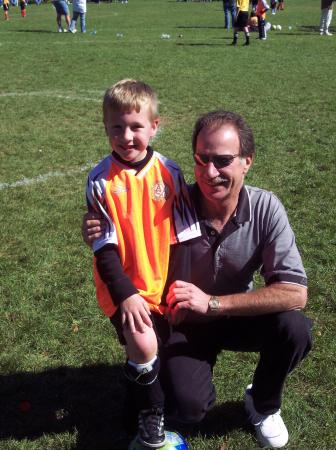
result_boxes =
[137,407,166,448]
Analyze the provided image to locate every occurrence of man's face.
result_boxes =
[104,108,159,163]
[194,124,252,205]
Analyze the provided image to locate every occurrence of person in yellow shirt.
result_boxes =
[3,0,10,20]
[232,0,250,45]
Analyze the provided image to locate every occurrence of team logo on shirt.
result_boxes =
[151,182,170,201]
[111,184,129,195]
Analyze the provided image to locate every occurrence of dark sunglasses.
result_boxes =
[193,153,240,169]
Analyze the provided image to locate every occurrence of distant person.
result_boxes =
[85,79,200,448]
[277,0,284,10]
[19,0,26,17]
[223,0,236,30]
[3,0,9,20]
[52,0,71,32]
[319,0,334,35]
[248,10,258,31]
[251,0,258,12]
[270,0,277,14]
[256,0,270,40]
[69,0,87,33]
[232,0,250,46]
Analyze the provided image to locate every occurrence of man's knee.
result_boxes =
[274,310,313,355]
[166,381,215,423]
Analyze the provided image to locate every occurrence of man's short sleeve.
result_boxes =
[260,194,307,287]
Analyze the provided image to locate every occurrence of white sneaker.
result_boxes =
[325,30,333,36]
[245,384,289,448]
[58,27,63,32]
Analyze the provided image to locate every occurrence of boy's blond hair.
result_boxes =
[103,79,159,123]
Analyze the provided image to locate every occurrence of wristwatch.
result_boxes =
[208,295,221,313]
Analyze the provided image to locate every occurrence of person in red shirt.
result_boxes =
[256,0,270,40]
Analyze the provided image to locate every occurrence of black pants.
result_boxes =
[258,16,266,39]
[159,311,313,423]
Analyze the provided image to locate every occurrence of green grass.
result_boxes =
[0,0,335,448]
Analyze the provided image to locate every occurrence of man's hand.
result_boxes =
[120,294,153,334]
[81,212,106,246]
[166,280,211,324]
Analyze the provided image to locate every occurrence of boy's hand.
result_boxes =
[82,212,106,246]
[120,294,153,334]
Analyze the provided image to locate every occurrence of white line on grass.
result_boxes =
[0,91,102,103]
[0,163,97,191]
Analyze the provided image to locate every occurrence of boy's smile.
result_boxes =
[105,108,159,163]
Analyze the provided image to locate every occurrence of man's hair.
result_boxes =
[192,110,255,158]
[103,79,159,123]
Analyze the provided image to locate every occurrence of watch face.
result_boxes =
[209,297,220,311]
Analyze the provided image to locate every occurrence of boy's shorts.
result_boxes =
[235,11,249,28]
[3,3,9,10]
[110,309,171,347]
[52,0,69,15]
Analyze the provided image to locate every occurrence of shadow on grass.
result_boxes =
[13,29,56,33]
[0,365,249,449]
[168,400,249,440]
[0,364,130,449]
[176,25,225,30]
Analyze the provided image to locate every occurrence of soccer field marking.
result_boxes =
[0,91,102,103]
[0,163,97,191]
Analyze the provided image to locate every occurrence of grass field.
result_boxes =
[0,0,335,449]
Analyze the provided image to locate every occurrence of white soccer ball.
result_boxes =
[272,24,277,30]
[277,25,282,31]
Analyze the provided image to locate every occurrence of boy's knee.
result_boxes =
[123,325,158,362]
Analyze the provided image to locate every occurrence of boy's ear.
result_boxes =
[151,118,160,136]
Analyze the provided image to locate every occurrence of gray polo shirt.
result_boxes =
[189,184,307,296]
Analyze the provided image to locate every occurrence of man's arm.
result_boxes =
[166,280,307,324]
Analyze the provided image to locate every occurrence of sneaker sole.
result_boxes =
[136,435,166,448]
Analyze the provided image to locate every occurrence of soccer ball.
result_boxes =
[272,24,277,30]
[277,25,282,31]
[128,431,189,450]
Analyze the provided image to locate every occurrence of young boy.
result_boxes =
[256,0,270,40]
[86,79,200,448]
[232,0,250,46]
[19,0,26,17]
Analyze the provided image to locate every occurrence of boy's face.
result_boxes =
[104,107,159,163]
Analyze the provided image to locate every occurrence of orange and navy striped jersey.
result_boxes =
[86,150,201,318]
